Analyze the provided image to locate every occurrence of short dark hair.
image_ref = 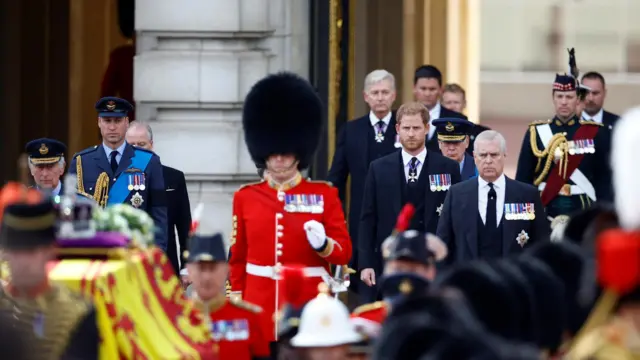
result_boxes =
[581,71,606,87]
[414,65,443,86]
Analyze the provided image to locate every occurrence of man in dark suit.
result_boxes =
[437,130,548,267]
[328,69,400,297]
[412,66,474,152]
[358,102,461,303]
[25,138,67,196]
[126,121,192,276]
[431,118,478,180]
[581,71,620,129]
[69,97,168,250]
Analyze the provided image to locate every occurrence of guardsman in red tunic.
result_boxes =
[187,233,270,360]
[228,73,353,345]
[351,205,447,328]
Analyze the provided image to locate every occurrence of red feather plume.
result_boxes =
[281,265,308,308]
[394,204,415,233]
[597,228,640,294]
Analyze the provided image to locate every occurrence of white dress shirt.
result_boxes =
[427,102,442,140]
[582,108,603,123]
[102,141,127,165]
[478,173,506,227]
[52,182,62,196]
[401,147,427,182]
[369,111,392,133]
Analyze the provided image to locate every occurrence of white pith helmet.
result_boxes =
[290,283,362,347]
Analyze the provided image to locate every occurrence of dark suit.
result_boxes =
[327,113,399,294]
[358,150,460,302]
[162,165,192,275]
[460,153,478,180]
[602,109,619,129]
[436,177,548,266]
[69,142,168,250]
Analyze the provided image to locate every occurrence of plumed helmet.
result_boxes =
[242,72,323,170]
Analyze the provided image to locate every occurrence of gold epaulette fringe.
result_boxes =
[528,119,552,126]
[353,300,385,315]
[229,297,262,313]
[579,119,604,127]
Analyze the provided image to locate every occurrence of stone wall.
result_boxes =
[134,0,310,246]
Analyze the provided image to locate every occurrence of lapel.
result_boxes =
[115,143,135,178]
[93,144,113,176]
[462,178,479,256]
[393,152,405,215]
[355,117,371,170]
[421,152,436,229]
[502,177,516,256]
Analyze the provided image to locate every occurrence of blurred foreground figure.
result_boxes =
[568,106,640,359]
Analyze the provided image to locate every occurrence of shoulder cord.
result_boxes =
[529,127,569,186]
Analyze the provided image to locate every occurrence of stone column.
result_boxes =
[134,0,310,246]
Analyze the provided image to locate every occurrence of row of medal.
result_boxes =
[428,174,452,192]
[284,194,325,214]
[567,139,595,155]
[504,203,536,220]
[127,173,147,191]
[210,319,250,341]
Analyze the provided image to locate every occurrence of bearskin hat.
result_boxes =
[242,72,323,170]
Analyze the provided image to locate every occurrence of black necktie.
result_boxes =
[408,157,419,183]
[110,150,118,173]
[486,183,497,228]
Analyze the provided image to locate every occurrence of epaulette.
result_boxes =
[528,119,552,127]
[235,180,264,192]
[306,179,334,187]
[353,301,385,315]
[229,297,263,313]
[74,145,99,157]
[579,119,604,127]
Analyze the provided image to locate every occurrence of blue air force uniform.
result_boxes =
[431,118,479,180]
[68,97,168,250]
[25,138,67,196]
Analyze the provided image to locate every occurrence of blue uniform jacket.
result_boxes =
[461,153,478,180]
[69,143,168,250]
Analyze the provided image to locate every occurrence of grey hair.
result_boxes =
[127,121,154,142]
[28,157,65,171]
[473,130,507,154]
[364,69,396,92]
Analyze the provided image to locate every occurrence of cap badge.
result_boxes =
[106,101,116,111]
[445,122,455,132]
[399,279,413,294]
[39,143,49,155]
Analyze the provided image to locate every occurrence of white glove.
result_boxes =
[304,220,327,250]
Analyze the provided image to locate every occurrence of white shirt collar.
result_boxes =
[401,147,427,166]
[429,102,442,123]
[369,111,392,127]
[103,141,127,157]
[478,173,506,189]
[52,182,62,196]
[582,108,603,123]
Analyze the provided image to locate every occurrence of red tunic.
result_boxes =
[228,174,352,341]
[195,295,270,359]
[351,301,389,325]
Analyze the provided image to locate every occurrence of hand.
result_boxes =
[360,268,376,287]
[304,220,327,250]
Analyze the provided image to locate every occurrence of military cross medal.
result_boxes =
[408,173,418,182]
[375,132,384,143]
[436,203,443,216]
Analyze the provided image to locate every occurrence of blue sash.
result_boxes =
[107,150,153,205]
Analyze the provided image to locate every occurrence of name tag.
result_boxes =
[284,194,324,213]
[504,203,535,220]
[429,174,451,192]
[211,319,249,341]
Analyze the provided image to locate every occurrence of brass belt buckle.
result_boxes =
[559,184,571,196]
